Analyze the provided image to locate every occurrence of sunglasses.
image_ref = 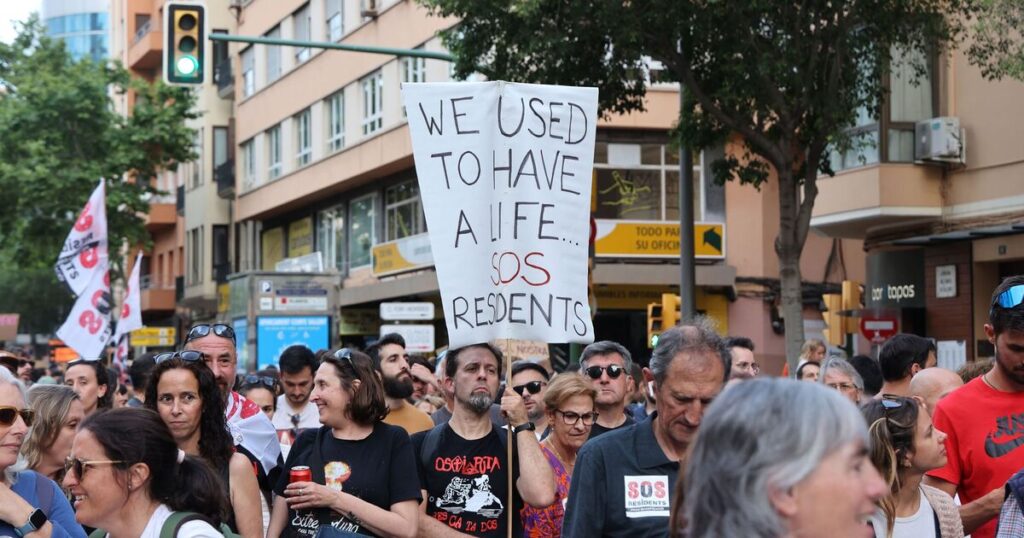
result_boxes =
[154,350,205,364]
[66,358,100,367]
[584,364,625,380]
[512,381,546,395]
[241,375,278,391]
[185,324,236,344]
[994,285,1024,310]
[0,407,34,427]
[64,456,125,478]
[332,348,359,378]
[880,395,906,422]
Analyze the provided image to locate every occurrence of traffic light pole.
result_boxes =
[678,88,697,319]
[207,33,456,62]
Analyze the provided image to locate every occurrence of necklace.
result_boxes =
[544,439,575,474]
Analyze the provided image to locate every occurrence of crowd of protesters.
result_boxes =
[0,274,1019,537]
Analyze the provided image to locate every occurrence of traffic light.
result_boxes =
[662,293,681,330]
[164,2,205,85]
[647,302,663,348]
[841,280,862,333]
[822,293,844,346]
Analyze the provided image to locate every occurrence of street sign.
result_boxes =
[380,324,434,352]
[130,327,176,347]
[380,302,435,321]
[859,316,898,343]
[274,296,328,311]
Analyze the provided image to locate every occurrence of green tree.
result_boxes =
[422,0,974,370]
[970,0,1024,80]
[0,17,198,333]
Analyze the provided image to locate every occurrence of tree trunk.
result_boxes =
[775,166,806,376]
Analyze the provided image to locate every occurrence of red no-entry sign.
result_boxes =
[860,316,898,343]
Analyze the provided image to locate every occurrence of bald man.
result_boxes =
[910,367,964,414]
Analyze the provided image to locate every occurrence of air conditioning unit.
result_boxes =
[915,116,964,164]
[361,0,379,18]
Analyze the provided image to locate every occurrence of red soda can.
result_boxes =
[290,466,312,483]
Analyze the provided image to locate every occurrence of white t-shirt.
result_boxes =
[272,394,321,430]
[135,505,223,538]
[870,489,937,538]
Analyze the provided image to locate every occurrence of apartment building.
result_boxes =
[226,0,866,371]
[110,0,235,342]
[810,46,1024,363]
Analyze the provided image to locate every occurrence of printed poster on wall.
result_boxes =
[402,81,597,348]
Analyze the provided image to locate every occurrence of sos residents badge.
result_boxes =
[623,475,670,518]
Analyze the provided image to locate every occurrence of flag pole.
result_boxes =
[506,337,513,538]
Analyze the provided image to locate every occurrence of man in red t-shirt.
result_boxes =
[925,276,1024,538]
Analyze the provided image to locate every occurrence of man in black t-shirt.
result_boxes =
[413,343,555,537]
[579,340,636,439]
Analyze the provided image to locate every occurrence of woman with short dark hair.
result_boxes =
[268,348,420,538]
[63,360,110,417]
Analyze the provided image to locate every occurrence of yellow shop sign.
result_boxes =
[372,233,434,277]
[594,220,725,259]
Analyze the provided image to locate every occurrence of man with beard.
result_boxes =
[509,361,550,440]
[369,333,434,435]
[924,275,1024,538]
[272,344,320,431]
[412,343,555,537]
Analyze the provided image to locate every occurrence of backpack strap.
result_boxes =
[419,424,445,472]
[160,511,203,538]
[87,530,107,538]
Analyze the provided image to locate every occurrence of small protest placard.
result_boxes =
[403,81,598,348]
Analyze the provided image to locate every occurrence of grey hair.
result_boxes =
[579,340,633,371]
[818,358,865,392]
[682,378,869,537]
[0,367,29,484]
[649,316,729,384]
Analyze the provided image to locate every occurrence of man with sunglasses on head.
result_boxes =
[578,340,636,440]
[271,344,320,433]
[509,361,551,440]
[182,323,281,482]
[924,276,1024,538]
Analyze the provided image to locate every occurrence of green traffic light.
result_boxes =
[650,333,659,347]
[176,55,199,76]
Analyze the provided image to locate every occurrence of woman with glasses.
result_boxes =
[63,360,110,417]
[145,354,263,538]
[520,374,596,537]
[22,385,84,485]
[268,348,420,538]
[237,376,278,422]
[64,407,229,537]
[0,368,85,537]
[862,395,962,537]
[820,358,865,405]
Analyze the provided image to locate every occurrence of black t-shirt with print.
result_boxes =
[274,423,422,537]
[412,424,522,537]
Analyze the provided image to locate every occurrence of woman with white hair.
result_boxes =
[820,357,866,404]
[0,368,85,537]
[679,377,887,538]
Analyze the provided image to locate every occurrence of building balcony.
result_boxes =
[144,203,176,232]
[215,159,235,199]
[809,163,944,239]
[140,275,175,313]
[215,58,234,99]
[128,19,162,71]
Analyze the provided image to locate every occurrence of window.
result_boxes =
[325,0,343,41]
[242,139,257,189]
[348,194,376,268]
[212,225,229,283]
[213,127,229,179]
[295,108,312,167]
[265,25,281,83]
[326,91,345,152]
[402,55,426,84]
[294,4,311,64]
[241,47,255,97]
[187,227,204,285]
[189,129,202,188]
[592,142,704,222]
[317,205,346,271]
[385,181,425,241]
[361,71,383,135]
[267,125,282,180]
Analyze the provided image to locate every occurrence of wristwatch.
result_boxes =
[14,509,47,537]
[512,422,536,435]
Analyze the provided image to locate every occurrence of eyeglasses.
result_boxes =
[827,382,858,392]
[994,285,1024,309]
[241,375,278,391]
[583,364,625,380]
[555,409,598,426]
[185,324,236,344]
[0,407,34,427]
[512,381,546,395]
[735,361,760,373]
[154,350,205,364]
[64,456,125,478]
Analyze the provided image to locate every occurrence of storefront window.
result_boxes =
[348,194,376,268]
[317,205,346,272]
[594,143,704,221]
[385,181,425,241]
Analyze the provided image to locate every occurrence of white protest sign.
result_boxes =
[114,251,144,341]
[55,180,109,296]
[402,81,597,348]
